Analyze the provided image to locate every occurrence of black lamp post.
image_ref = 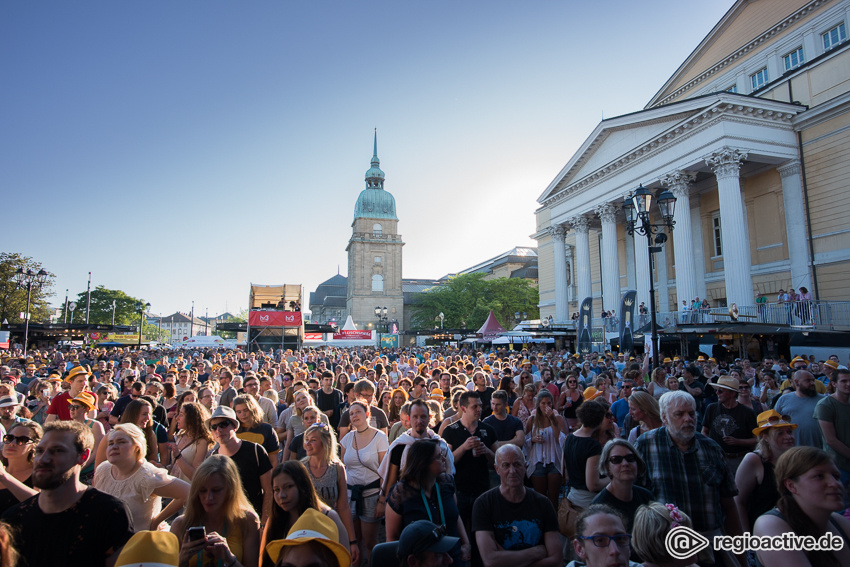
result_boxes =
[13,267,49,357]
[135,301,151,350]
[623,185,677,371]
[374,306,388,348]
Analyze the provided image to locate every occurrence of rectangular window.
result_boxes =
[374,256,382,263]
[783,47,804,71]
[712,214,723,257]
[823,23,847,51]
[750,67,769,90]
[726,84,738,93]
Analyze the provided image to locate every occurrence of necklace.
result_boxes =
[355,426,369,434]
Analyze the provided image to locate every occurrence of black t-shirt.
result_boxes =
[477,387,496,418]
[563,434,602,491]
[702,402,757,453]
[2,488,134,567]
[590,485,655,532]
[442,420,497,495]
[482,414,523,442]
[471,486,558,550]
[316,388,343,427]
[215,441,272,515]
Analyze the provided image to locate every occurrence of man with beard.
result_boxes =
[774,369,825,448]
[635,391,742,567]
[2,420,133,567]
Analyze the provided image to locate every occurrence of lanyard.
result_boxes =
[196,523,228,567]
[421,483,445,526]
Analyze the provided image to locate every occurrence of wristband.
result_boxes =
[350,540,358,545]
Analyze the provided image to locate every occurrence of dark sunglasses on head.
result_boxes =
[609,454,637,465]
[209,421,234,431]
[3,434,32,445]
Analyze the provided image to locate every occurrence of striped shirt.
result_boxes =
[635,427,737,532]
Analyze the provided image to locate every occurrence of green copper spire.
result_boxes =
[364,129,385,189]
[355,130,397,220]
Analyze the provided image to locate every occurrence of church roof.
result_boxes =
[309,274,348,309]
[354,131,398,221]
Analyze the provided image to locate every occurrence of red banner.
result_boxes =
[333,330,373,340]
[304,333,323,341]
[249,311,303,327]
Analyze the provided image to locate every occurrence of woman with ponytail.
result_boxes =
[753,446,850,566]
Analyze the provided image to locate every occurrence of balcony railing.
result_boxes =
[553,301,850,332]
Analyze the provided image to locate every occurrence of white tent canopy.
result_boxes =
[342,315,358,331]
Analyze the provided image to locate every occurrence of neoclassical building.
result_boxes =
[346,133,405,329]
[535,0,850,323]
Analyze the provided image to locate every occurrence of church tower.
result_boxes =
[346,132,404,331]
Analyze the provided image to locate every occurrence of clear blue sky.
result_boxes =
[1,1,735,319]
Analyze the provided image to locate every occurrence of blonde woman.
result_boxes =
[302,423,360,566]
[171,455,261,567]
[646,367,670,400]
[627,390,662,444]
[284,390,329,458]
[94,424,189,531]
[233,395,280,462]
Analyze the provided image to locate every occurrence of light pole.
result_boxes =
[13,267,49,357]
[135,302,151,350]
[111,300,117,326]
[374,306,388,348]
[623,184,677,371]
[439,312,444,329]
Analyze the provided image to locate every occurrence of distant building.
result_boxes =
[159,312,209,340]
[449,246,538,285]
[346,133,404,331]
[308,274,349,325]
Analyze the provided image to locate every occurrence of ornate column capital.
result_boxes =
[661,170,696,198]
[594,202,617,225]
[705,147,748,179]
[569,215,590,234]
[548,224,567,240]
[777,159,801,178]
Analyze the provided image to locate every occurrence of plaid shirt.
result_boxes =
[635,427,737,532]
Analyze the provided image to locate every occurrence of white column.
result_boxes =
[570,215,593,302]
[595,203,621,312]
[634,232,651,313]
[778,160,813,293]
[656,243,670,312]
[624,232,636,290]
[690,194,707,299]
[550,225,569,323]
[662,171,697,306]
[706,147,754,307]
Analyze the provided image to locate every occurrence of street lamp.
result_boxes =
[12,267,49,357]
[135,302,151,350]
[439,312,444,329]
[623,184,677,371]
[374,306,388,348]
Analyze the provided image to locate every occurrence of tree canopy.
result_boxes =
[408,273,538,331]
[64,286,150,326]
[0,252,55,324]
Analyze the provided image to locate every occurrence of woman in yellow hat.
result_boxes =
[735,410,797,533]
[67,391,106,484]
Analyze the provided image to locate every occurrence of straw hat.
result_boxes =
[65,366,90,383]
[582,386,605,402]
[752,409,798,437]
[68,391,97,412]
[115,531,179,567]
[265,508,350,567]
[708,376,740,392]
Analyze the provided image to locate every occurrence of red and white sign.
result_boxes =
[304,333,323,341]
[248,311,303,327]
[333,330,373,340]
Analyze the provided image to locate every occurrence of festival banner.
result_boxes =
[380,334,399,348]
[576,297,593,355]
[304,333,323,341]
[248,311,302,327]
[333,330,373,340]
[619,290,637,357]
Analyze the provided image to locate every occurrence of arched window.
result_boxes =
[372,223,383,236]
[372,274,384,292]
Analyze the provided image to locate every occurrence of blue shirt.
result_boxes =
[611,397,630,429]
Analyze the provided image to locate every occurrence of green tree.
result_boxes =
[63,286,150,326]
[409,273,539,331]
[0,252,55,324]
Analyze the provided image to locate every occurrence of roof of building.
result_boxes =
[354,132,398,221]
[446,247,538,279]
[309,274,348,310]
[160,312,207,325]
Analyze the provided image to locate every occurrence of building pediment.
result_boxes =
[538,93,802,209]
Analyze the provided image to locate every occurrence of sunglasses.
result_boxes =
[209,421,234,431]
[609,454,637,465]
[3,434,32,445]
[69,404,86,411]
[576,534,632,548]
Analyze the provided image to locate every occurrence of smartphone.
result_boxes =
[187,526,206,542]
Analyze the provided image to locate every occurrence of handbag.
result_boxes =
[557,486,582,539]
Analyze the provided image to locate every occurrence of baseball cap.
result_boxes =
[397,521,459,560]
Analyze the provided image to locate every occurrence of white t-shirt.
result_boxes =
[340,430,388,488]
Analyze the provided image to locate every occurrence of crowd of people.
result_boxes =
[0,344,846,566]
